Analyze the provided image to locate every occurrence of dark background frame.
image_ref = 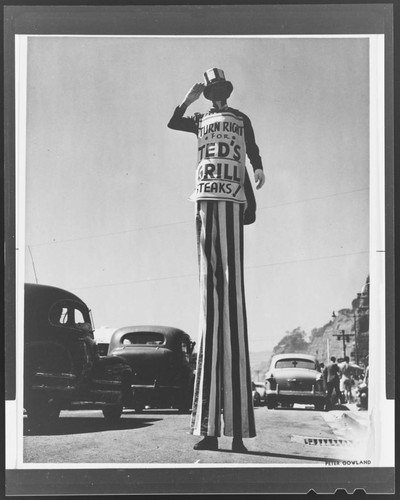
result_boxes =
[4,1,396,495]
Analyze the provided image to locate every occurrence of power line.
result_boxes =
[245,250,368,270]
[71,272,197,291]
[257,187,369,211]
[70,250,368,291]
[27,219,192,247]
[27,187,369,248]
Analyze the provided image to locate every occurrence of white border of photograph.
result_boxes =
[6,33,393,470]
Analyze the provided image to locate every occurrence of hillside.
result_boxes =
[250,351,272,382]
[254,276,370,379]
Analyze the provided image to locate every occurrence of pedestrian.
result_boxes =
[323,356,341,410]
[339,356,353,403]
[167,68,265,452]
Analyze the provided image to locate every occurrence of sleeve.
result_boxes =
[167,104,199,135]
[242,113,264,172]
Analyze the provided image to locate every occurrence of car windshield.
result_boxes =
[275,358,316,370]
[121,332,165,345]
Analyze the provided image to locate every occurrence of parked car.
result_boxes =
[252,382,266,406]
[93,327,117,357]
[108,325,196,412]
[265,353,326,411]
[24,283,132,429]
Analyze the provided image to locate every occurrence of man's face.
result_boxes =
[206,82,230,102]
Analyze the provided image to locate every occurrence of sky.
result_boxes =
[22,36,370,353]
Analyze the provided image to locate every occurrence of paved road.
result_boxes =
[23,404,369,465]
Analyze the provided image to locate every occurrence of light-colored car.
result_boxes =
[252,382,267,406]
[265,353,326,410]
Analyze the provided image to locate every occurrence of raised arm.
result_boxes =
[167,83,205,134]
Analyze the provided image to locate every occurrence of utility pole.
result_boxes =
[356,290,369,367]
[353,311,359,365]
[333,329,355,359]
[331,311,355,360]
[326,338,330,363]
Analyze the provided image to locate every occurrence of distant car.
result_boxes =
[24,283,132,429]
[108,325,196,412]
[265,353,326,411]
[252,382,266,406]
[93,327,116,357]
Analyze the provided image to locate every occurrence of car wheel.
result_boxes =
[282,402,293,409]
[266,397,276,410]
[315,401,325,411]
[25,396,61,429]
[102,404,123,422]
[177,381,194,413]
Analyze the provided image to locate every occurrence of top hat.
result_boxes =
[203,68,233,100]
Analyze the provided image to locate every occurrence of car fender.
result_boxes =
[25,340,75,375]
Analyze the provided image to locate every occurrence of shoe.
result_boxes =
[193,436,218,451]
[232,438,248,453]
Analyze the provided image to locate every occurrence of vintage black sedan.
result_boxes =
[24,283,132,428]
[265,353,326,410]
[107,325,196,412]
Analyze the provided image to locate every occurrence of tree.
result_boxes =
[273,327,309,354]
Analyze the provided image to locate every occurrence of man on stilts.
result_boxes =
[168,68,265,452]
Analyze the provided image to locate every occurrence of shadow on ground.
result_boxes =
[216,448,334,463]
[23,415,162,436]
[264,404,351,412]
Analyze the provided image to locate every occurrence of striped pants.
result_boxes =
[190,200,256,438]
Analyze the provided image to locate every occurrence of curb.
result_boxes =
[340,411,368,431]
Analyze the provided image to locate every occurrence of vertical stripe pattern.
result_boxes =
[190,201,256,438]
